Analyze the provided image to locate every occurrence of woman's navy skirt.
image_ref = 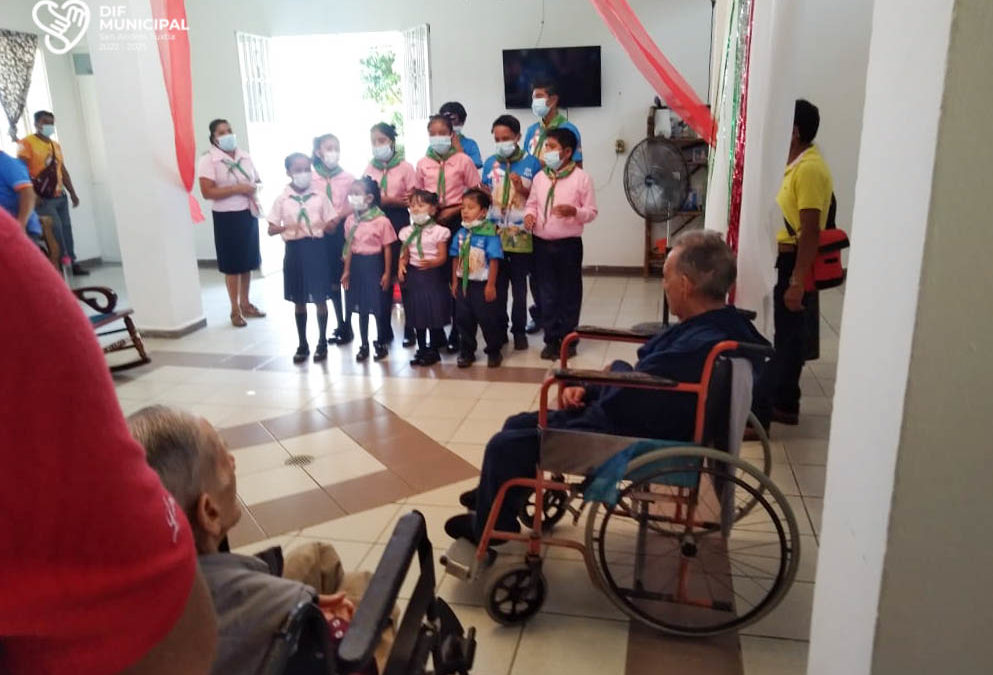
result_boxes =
[212,209,261,274]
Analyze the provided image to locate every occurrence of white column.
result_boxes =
[807,0,993,673]
[86,0,204,334]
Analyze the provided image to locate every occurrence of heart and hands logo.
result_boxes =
[32,0,91,55]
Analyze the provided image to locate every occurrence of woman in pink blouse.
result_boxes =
[341,177,397,362]
[311,133,355,345]
[197,119,266,327]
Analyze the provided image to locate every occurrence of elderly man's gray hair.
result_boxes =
[670,230,737,301]
[127,405,218,530]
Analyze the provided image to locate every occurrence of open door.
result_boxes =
[400,24,432,153]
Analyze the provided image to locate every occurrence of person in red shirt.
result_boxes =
[0,208,217,674]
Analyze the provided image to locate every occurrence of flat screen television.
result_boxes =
[503,46,602,109]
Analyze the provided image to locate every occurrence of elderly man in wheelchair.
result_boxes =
[442,230,801,635]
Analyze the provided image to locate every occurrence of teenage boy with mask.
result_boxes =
[440,101,483,169]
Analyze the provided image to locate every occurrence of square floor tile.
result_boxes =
[479,382,541,402]
[280,427,367,460]
[303,448,387,486]
[740,581,814,641]
[785,439,829,466]
[431,380,491,399]
[237,465,320,505]
[510,614,628,675]
[450,417,505,445]
[233,441,292,476]
[466,398,529,421]
[262,408,336,440]
[446,442,486,469]
[740,636,808,675]
[324,470,414,513]
[540,557,627,621]
[406,416,464,443]
[410,395,480,420]
[300,503,403,543]
[802,497,823,536]
[248,488,346,535]
[220,421,276,449]
[405,477,478,508]
[794,465,826,498]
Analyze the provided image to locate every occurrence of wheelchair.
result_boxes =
[440,326,800,637]
[261,511,476,675]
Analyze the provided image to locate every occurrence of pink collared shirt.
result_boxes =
[267,185,337,241]
[414,152,480,207]
[363,161,417,202]
[524,167,598,240]
[197,145,260,213]
[344,214,397,255]
[397,222,451,267]
[312,169,355,213]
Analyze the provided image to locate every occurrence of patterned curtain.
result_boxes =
[0,30,38,142]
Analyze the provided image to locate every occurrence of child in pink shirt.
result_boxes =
[341,177,398,362]
[267,153,338,364]
[311,133,355,346]
[524,128,598,360]
[398,190,452,366]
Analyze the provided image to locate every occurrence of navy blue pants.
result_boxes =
[454,280,505,356]
[534,236,583,345]
[497,252,532,336]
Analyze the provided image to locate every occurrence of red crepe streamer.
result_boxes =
[149,0,203,223]
[591,0,716,146]
[726,0,756,256]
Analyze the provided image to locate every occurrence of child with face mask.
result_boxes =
[267,153,338,364]
[341,177,398,362]
[397,190,452,366]
[523,80,584,168]
[439,101,483,169]
[415,114,481,353]
[524,128,598,361]
[481,114,543,351]
[311,134,355,347]
[450,188,504,368]
[364,122,419,349]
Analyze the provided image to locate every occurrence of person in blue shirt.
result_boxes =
[523,80,584,168]
[440,101,483,169]
[450,188,504,368]
[0,150,43,246]
[480,115,542,351]
[444,231,771,544]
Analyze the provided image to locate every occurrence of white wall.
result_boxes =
[806,1,956,673]
[184,0,713,266]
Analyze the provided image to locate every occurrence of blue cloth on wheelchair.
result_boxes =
[88,313,115,325]
[584,439,696,506]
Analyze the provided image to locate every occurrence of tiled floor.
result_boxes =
[92,264,839,675]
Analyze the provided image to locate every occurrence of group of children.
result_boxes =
[265,81,598,368]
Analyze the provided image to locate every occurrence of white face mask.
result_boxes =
[429,136,452,154]
[348,195,368,211]
[495,141,517,158]
[322,151,339,168]
[216,133,237,152]
[291,172,312,190]
[532,97,550,119]
[453,125,464,135]
[372,144,393,162]
[463,218,485,228]
[409,211,432,225]
[40,124,56,138]
[544,150,563,171]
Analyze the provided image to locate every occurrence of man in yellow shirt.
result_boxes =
[18,110,88,275]
[771,99,833,425]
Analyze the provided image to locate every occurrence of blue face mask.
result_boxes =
[495,141,517,158]
[532,97,550,119]
[216,133,237,152]
[40,124,55,138]
[372,144,393,162]
[544,150,562,171]
[429,136,452,154]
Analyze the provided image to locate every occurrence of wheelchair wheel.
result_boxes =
[517,483,570,529]
[584,446,799,636]
[484,565,548,626]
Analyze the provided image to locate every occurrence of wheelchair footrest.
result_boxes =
[440,538,485,581]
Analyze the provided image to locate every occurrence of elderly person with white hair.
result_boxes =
[128,405,390,675]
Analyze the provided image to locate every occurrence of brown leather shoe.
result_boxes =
[240,303,267,318]
[230,312,247,327]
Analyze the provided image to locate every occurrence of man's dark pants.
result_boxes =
[35,193,75,262]
[534,236,583,346]
[771,251,815,414]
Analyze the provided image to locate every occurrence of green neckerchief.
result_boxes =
[543,162,577,221]
[458,221,499,291]
[401,219,436,259]
[313,158,343,203]
[371,145,405,193]
[343,206,386,258]
[498,146,526,210]
[289,192,315,236]
[222,157,252,182]
[534,112,568,157]
[426,147,457,205]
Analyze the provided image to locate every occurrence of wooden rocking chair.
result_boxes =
[74,286,151,372]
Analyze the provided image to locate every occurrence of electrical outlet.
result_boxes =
[614,139,626,154]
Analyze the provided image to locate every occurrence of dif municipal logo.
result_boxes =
[32,1,189,55]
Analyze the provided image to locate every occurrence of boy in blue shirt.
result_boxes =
[523,80,584,168]
[0,150,43,244]
[440,101,483,169]
[450,188,504,367]
[481,115,542,351]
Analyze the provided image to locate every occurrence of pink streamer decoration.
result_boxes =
[591,0,716,146]
[727,0,756,256]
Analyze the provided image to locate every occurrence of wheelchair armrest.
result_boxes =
[73,286,119,314]
[552,368,678,389]
[573,325,656,342]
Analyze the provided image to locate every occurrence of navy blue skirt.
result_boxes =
[402,265,451,329]
[212,209,261,274]
[346,253,385,315]
[324,225,345,285]
[284,238,334,303]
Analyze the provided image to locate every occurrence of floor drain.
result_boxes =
[285,454,314,467]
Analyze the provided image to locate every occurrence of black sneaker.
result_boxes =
[487,352,503,368]
[459,489,478,509]
[355,345,370,362]
[457,353,476,368]
[540,342,560,360]
[313,345,328,363]
[373,342,389,361]
[513,334,528,351]
[293,346,310,364]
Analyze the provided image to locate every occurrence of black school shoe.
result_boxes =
[513,334,528,351]
[355,345,370,362]
[459,489,478,509]
[446,330,461,354]
[332,326,353,345]
[487,352,503,368]
[313,345,328,363]
[373,342,389,361]
[293,346,310,364]
[525,320,541,335]
[410,349,441,367]
[457,353,476,368]
[402,327,416,348]
[540,342,560,360]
